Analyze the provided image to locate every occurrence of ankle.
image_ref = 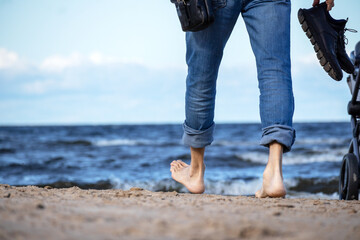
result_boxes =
[266,142,283,173]
[189,147,205,177]
[264,163,283,181]
[265,161,280,171]
[190,163,205,177]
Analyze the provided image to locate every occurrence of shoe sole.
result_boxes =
[298,9,342,81]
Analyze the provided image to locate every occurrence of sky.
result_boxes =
[0,0,359,125]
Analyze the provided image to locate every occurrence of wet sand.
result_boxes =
[0,184,359,240]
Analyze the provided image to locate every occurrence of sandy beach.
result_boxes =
[0,184,359,240]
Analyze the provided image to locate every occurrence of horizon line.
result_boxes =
[0,120,349,127]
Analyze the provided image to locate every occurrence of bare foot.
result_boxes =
[255,142,286,198]
[170,160,205,194]
[255,166,286,198]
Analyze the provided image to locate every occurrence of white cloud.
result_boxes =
[89,52,119,65]
[0,48,183,76]
[21,76,86,94]
[0,48,18,68]
[89,52,107,65]
[0,48,26,70]
[40,53,83,72]
[0,48,350,124]
[22,79,57,94]
[7,49,186,95]
[39,51,150,72]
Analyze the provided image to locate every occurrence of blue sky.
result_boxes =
[0,0,359,125]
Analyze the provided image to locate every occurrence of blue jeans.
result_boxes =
[182,0,296,152]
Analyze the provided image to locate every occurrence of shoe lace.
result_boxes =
[339,22,357,47]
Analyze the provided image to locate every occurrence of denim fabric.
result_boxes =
[183,0,296,152]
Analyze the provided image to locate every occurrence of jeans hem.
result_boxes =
[182,122,215,148]
[260,124,296,153]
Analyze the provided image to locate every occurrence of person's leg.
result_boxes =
[171,0,242,193]
[242,0,295,197]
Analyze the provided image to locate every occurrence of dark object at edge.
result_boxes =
[340,41,360,200]
[298,2,355,81]
[339,153,359,200]
[170,0,215,32]
[350,41,360,65]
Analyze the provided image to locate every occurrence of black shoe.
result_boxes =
[323,7,355,74]
[298,3,343,81]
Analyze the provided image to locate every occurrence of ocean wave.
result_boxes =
[50,138,162,147]
[44,156,65,164]
[95,139,149,146]
[287,177,338,194]
[212,140,259,147]
[51,140,92,146]
[0,148,16,154]
[212,137,349,147]
[236,149,347,165]
[94,138,179,147]
[0,158,78,172]
[110,178,263,196]
[9,176,341,199]
[109,177,340,198]
[295,137,350,146]
[286,192,339,200]
[0,162,49,171]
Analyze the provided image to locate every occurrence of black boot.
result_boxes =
[298,3,343,81]
[323,7,355,74]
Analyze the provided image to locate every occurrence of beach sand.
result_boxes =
[0,184,359,240]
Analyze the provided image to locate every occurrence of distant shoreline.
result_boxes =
[0,120,350,127]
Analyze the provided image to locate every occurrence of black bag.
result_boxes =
[170,0,215,32]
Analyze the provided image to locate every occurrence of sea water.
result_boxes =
[0,122,351,199]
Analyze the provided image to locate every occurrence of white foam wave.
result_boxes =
[213,140,258,147]
[109,177,337,199]
[110,177,185,192]
[287,192,339,200]
[95,139,151,147]
[296,137,349,145]
[213,137,349,147]
[204,179,262,195]
[237,148,348,165]
[110,178,262,195]
[285,151,347,164]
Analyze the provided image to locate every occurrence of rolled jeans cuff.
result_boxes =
[182,122,215,148]
[260,124,296,153]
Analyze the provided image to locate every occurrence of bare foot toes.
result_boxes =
[170,160,205,194]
